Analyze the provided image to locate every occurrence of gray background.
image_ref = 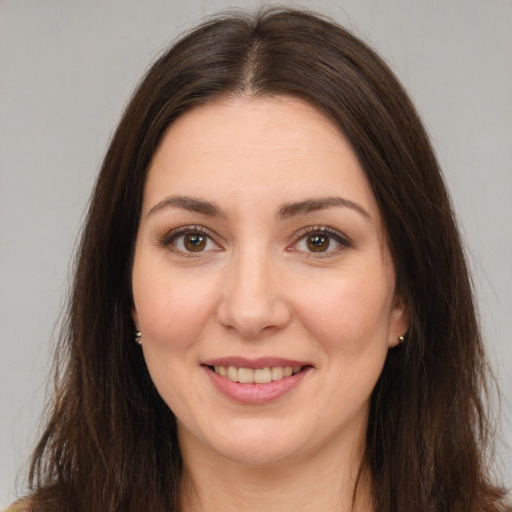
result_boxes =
[1,0,511,506]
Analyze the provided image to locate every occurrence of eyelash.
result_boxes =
[158,225,351,258]
[158,225,221,258]
[288,226,351,258]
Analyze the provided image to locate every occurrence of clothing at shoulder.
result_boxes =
[4,499,30,512]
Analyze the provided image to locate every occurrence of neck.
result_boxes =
[178,430,374,512]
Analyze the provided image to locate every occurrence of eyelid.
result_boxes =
[158,225,222,256]
[288,225,351,256]
[157,224,350,258]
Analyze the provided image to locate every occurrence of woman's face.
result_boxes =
[131,96,408,467]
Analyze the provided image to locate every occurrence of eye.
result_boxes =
[295,233,340,253]
[176,232,210,252]
[160,226,221,256]
[291,227,350,256]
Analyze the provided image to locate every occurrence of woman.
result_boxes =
[13,7,507,512]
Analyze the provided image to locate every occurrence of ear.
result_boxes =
[131,307,140,330]
[388,293,409,348]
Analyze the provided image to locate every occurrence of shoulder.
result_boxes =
[4,499,30,512]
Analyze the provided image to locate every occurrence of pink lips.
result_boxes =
[202,356,309,369]
[201,357,312,405]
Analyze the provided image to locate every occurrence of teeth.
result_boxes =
[270,366,283,380]
[227,366,238,382]
[238,367,254,383]
[213,365,303,384]
[254,368,272,384]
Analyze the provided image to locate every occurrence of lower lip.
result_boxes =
[203,366,311,405]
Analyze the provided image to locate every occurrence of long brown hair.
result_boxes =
[25,8,506,511]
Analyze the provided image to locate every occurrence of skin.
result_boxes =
[131,95,408,511]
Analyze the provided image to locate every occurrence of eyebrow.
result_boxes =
[147,194,371,222]
[147,195,228,218]
[278,197,372,222]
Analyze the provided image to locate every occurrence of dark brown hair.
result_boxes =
[24,7,506,511]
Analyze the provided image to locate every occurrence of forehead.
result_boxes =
[152,95,357,168]
[144,95,379,219]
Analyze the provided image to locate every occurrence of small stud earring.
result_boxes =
[135,331,142,345]
[398,334,405,343]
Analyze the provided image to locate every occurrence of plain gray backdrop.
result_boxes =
[1,0,511,506]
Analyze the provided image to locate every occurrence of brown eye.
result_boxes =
[162,227,221,256]
[306,234,330,252]
[291,227,348,256]
[183,233,207,252]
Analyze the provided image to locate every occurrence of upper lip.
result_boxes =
[202,357,312,369]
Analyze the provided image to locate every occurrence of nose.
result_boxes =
[216,249,291,339]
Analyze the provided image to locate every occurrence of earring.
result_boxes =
[398,334,405,343]
[135,331,142,345]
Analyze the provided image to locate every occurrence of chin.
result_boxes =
[177,415,305,468]
[204,423,311,467]
[217,442,299,467]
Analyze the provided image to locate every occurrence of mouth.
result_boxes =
[201,359,312,404]
[206,364,307,384]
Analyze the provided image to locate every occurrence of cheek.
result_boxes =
[293,269,394,355]
[131,264,219,413]
[132,262,218,352]
[293,270,394,413]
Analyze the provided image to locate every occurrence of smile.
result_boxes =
[210,365,304,384]
[202,360,312,404]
